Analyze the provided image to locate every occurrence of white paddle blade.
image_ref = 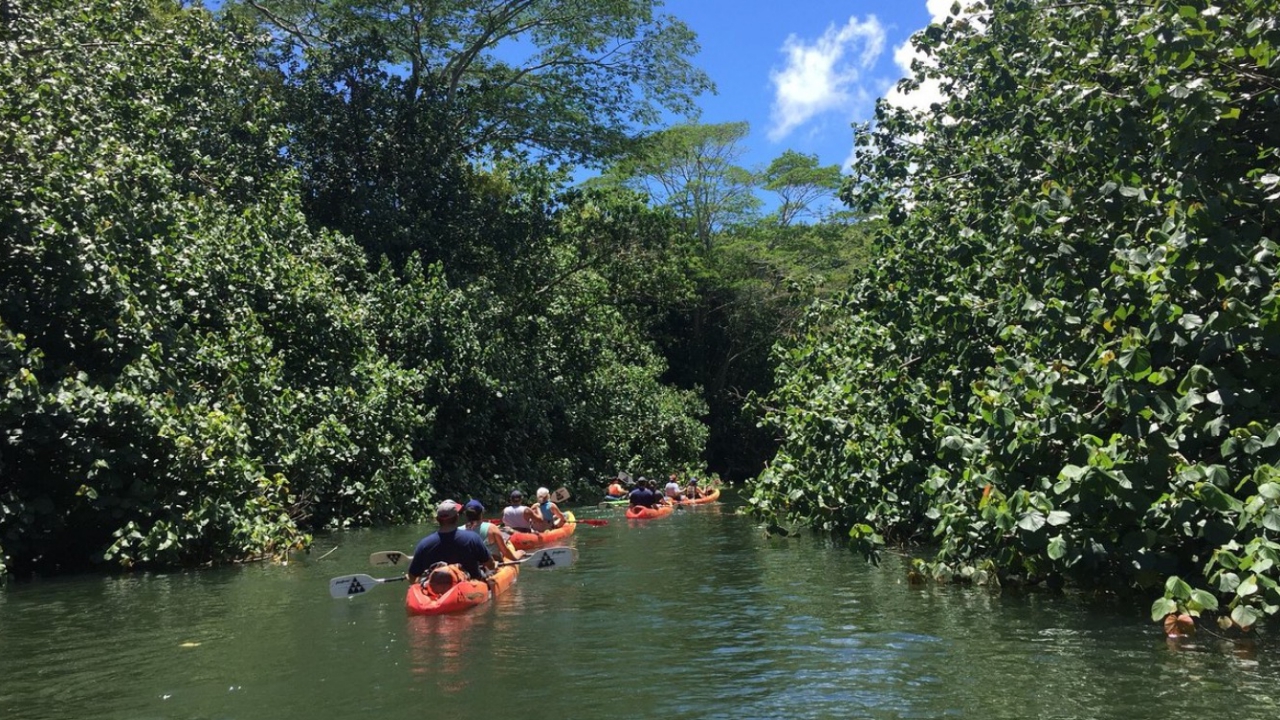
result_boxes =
[525,546,579,570]
[369,550,410,567]
[330,574,379,599]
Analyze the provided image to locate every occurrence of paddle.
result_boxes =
[499,545,578,568]
[368,545,579,569]
[340,547,579,598]
[483,517,608,527]
[329,573,405,598]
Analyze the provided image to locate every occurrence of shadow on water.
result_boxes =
[2,491,1278,720]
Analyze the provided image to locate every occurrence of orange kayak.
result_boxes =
[507,511,577,550]
[405,562,519,615]
[626,503,674,520]
[679,488,720,505]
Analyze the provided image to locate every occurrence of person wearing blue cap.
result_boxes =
[628,477,663,509]
[406,499,494,584]
[501,489,543,534]
[463,499,521,562]
[684,474,710,500]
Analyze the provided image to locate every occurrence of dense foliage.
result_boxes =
[749,0,1280,629]
[0,0,439,575]
[230,0,713,165]
[0,0,709,577]
[592,123,868,481]
[270,16,710,493]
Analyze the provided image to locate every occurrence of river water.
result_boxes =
[2,492,1277,720]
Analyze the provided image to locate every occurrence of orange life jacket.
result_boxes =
[426,563,469,596]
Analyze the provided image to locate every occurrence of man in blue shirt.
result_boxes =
[628,477,663,508]
[407,499,495,582]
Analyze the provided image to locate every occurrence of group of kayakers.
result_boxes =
[403,473,713,594]
[605,472,714,507]
[406,486,568,587]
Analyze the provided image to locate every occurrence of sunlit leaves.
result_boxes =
[749,0,1280,624]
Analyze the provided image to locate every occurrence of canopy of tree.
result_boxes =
[230,0,714,164]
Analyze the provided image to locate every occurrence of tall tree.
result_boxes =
[231,0,713,164]
[599,121,760,252]
[760,150,842,227]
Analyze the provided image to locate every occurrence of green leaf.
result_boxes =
[1059,464,1087,481]
[1263,511,1280,533]
[1151,597,1178,622]
[1237,576,1259,597]
[1046,510,1071,526]
[1231,604,1260,628]
[1165,575,1193,599]
[1218,571,1241,593]
[1017,511,1046,532]
[1047,536,1067,560]
[1188,589,1218,611]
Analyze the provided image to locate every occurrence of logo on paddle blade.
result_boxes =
[537,552,558,568]
[346,578,366,595]
[384,552,405,565]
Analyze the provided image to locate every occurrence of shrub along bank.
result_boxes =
[0,0,707,577]
[748,0,1280,630]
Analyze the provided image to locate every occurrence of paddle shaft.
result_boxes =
[368,545,579,570]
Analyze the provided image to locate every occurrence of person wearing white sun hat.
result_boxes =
[531,486,567,531]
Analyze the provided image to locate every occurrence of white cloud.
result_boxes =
[768,15,886,142]
[926,0,956,23]
[884,0,987,114]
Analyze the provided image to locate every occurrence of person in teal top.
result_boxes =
[463,499,521,562]
[531,486,566,531]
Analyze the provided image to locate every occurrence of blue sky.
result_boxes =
[202,0,952,177]
[661,0,951,172]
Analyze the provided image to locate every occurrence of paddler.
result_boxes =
[605,475,628,500]
[683,476,703,500]
[502,489,540,534]
[530,486,567,531]
[406,500,494,585]
[628,477,663,509]
[663,473,686,503]
[463,499,521,563]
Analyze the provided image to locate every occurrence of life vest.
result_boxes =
[425,563,469,596]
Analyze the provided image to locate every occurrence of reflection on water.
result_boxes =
[405,607,482,692]
[2,494,1279,720]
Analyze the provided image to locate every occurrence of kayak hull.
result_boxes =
[405,563,519,615]
[626,504,674,520]
[508,511,577,550]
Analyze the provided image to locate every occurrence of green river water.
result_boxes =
[1,492,1277,720]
